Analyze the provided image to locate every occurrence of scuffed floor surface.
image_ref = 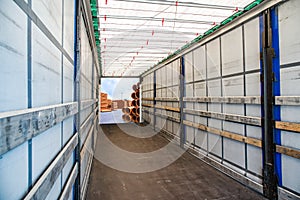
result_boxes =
[86,124,265,200]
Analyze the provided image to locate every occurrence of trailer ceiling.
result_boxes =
[97,0,256,77]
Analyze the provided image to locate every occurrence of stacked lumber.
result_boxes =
[100,92,112,112]
[122,82,140,123]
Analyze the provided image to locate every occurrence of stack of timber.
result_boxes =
[100,92,112,112]
[122,82,140,123]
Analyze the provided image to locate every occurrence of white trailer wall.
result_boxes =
[0,0,99,199]
[278,0,300,195]
[141,0,300,199]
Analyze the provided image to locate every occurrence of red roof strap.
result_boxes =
[104,15,107,21]
[105,0,108,5]
[175,1,178,6]
[162,18,164,26]
[152,30,154,36]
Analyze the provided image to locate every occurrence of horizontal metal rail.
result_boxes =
[81,99,97,110]
[155,97,180,102]
[183,96,261,104]
[275,96,300,105]
[183,108,261,126]
[0,102,78,156]
[59,163,79,200]
[24,133,78,200]
[155,112,180,123]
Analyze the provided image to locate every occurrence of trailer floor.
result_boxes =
[86,124,265,200]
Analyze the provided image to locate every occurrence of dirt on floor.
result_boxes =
[86,124,266,200]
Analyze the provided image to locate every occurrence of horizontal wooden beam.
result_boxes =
[59,163,78,200]
[275,121,300,133]
[0,102,78,156]
[184,109,261,126]
[276,145,300,159]
[275,96,300,105]
[142,98,154,101]
[142,104,154,108]
[183,96,261,104]
[24,133,78,200]
[155,105,180,112]
[183,120,262,148]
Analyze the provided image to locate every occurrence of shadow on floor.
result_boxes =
[86,124,265,200]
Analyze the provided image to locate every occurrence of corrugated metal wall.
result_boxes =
[141,0,300,199]
[0,0,99,199]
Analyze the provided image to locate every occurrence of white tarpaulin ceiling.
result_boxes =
[97,0,255,76]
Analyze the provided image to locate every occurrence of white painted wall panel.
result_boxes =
[185,126,194,144]
[244,18,260,71]
[194,46,206,82]
[276,1,300,193]
[63,0,75,59]
[224,139,245,168]
[32,124,61,182]
[185,52,193,83]
[195,130,207,150]
[63,58,74,103]
[207,39,220,79]
[0,2,27,112]
[247,145,262,176]
[32,0,62,43]
[173,60,180,86]
[0,143,28,200]
[32,24,61,107]
[221,27,243,76]
[279,0,300,65]
[282,155,300,193]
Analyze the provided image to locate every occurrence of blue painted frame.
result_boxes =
[271,7,282,187]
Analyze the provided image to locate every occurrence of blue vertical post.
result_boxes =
[271,7,282,187]
[180,56,186,148]
[74,0,81,199]
[27,0,32,191]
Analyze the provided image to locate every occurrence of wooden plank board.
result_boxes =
[142,104,154,108]
[275,121,300,133]
[183,96,261,104]
[183,109,261,126]
[142,98,154,101]
[155,105,180,112]
[276,145,300,159]
[183,120,262,148]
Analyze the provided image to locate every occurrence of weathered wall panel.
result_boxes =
[279,0,300,193]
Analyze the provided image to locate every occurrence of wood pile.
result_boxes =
[100,92,112,112]
[122,82,140,123]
